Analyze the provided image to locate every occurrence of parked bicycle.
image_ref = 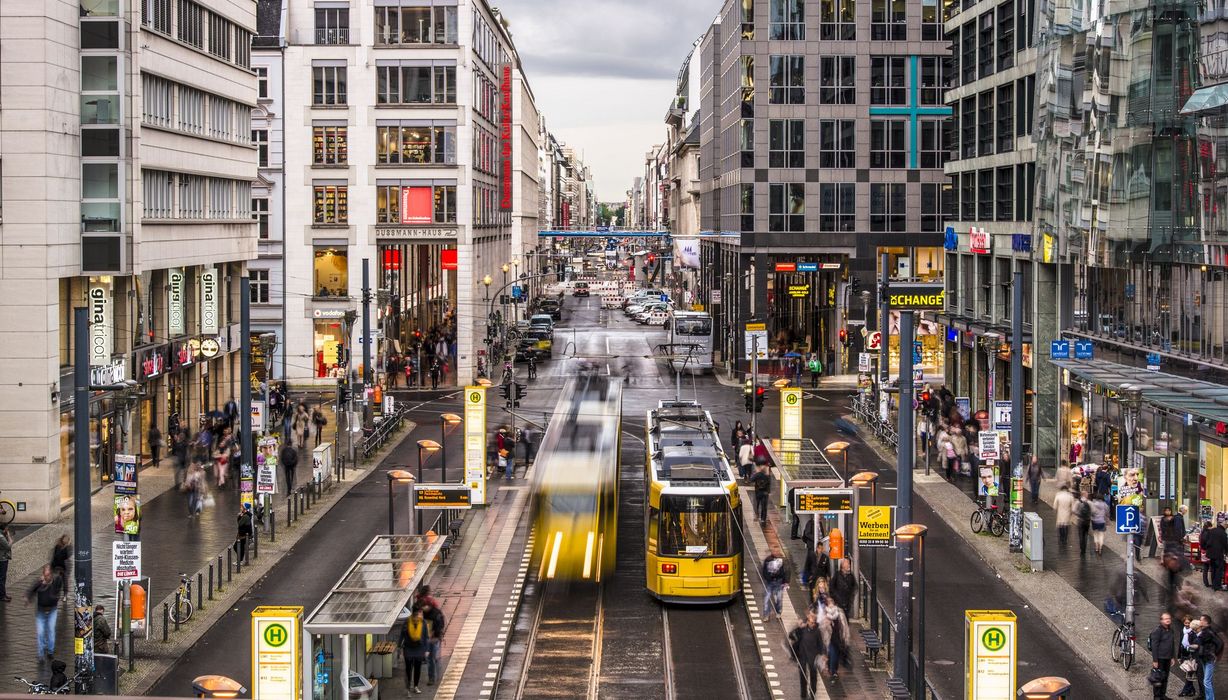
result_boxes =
[170,573,194,624]
[1110,618,1136,670]
[13,670,86,694]
[0,490,16,526]
[970,501,1007,537]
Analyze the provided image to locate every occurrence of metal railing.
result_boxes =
[852,394,899,450]
[858,572,941,700]
[361,404,409,460]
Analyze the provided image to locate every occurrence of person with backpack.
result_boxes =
[420,600,446,686]
[818,599,852,681]
[761,545,791,622]
[280,442,299,493]
[235,504,254,564]
[1075,491,1093,556]
[399,606,432,694]
[750,462,772,525]
[1195,615,1222,700]
[787,611,824,700]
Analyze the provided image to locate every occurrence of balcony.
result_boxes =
[315,27,349,45]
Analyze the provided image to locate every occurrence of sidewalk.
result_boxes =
[858,417,1228,698]
[741,483,891,700]
[0,404,343,688]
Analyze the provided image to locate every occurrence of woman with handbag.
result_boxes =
[1178,617,1201,697]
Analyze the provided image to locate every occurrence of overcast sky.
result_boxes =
[494,0,718,202]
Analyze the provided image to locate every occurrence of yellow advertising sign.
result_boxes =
[965,610,1017,700]
[252,606,303,700]
[321,340,339,366]
[857,505,894,548]
[463,387,488,505]
[780,388,803,440]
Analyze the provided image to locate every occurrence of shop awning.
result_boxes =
[304,534,444,635]
[1052,358,1228,424]
[1181,83,1228,115]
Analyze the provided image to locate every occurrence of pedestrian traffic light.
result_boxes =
[499,384,512,402]
[338,381,350,406]
[754,386,766,413]
[920,388,931,403]
[850,277,861,294]
[839,328,849,346]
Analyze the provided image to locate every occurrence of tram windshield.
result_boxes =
[674,318,712,336]
[659,494,732,557]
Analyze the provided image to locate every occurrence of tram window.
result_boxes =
[659,495,731,557]
[549,493,595,513]
[647,506,659,549]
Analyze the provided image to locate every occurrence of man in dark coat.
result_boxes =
[280,443,299,493]
[788,611,825,700]
[830,559,857,616]
[1149,612,1176,699]
[1204,520,1228,591]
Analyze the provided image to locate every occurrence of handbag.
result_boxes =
[1180,658,1199,673]
[1148,666,1168,686]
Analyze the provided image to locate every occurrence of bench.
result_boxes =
[860,629,884,667]
[886,678,910,699]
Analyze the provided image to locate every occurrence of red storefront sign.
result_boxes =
[774,262,797,272]
[383,249,402,271]
[441,249,458,271]
[970,227,990,254]
[400,186,433,225]
[499,65,513,212]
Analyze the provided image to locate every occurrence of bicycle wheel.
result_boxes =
[989,514,1007,537]
[1122,636,1134,670]
[1111,628,1123,662]
[0,500,14,526]
[970,510,985,534]
[171,597,193,624]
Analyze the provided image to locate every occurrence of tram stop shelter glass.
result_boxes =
[304,534,444,700]
[765,437,846,508]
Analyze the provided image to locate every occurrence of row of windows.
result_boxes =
[374,6,459,46]
[140,0,251,69]
[745,0,943,42]
[746,118,947,169]
[313,183,462,226]
[474,181,510,227]
[952,163,1035,223]
[950,77,1034,161]
[141,73,250,145]
[471,7,510,70]
[376,64,457,105]
[815,55,946,106]
[473,125,499,176]
[950,0,1035,88]
[474,69,501,124]
[737,181,948,232]
[142,169,251,220]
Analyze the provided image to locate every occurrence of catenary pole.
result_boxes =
[1009,271,1025,552]
[893,310,915,685]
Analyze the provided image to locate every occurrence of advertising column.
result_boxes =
[463,387,488,505]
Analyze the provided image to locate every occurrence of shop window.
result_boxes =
[375,184,456,225]
[313,319,346,378]
[313,246,348,297]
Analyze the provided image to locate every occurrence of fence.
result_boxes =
[361,404,409,460]
[852,394,899,451]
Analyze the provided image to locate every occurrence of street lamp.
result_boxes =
[851,471,879,633]
[475,377,493,387]
[440,413,461,482]
[483,275,494,370]
[386,469,414,535]
[192,675,247,699]
[416,439,441,534]
[772,377,791,389]
[1019,676,1071,699]
[894,523,929,700]
[825,441,850,475]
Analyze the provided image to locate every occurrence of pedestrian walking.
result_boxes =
[1195,615,1222,700]
[761,545,790,622]
[751,463,772,525]
[312,406,327,447]
[1055,459,1073,490]
[399,607,432,694]
[807,353,822,388]
[1150,612,1177,699]
[829,559,856,617]
[148,425,163,468]
[1026,455,1042,506]
[213,426,234,487]
[26,565,63,659]
[0,525,12,602]
[1090,494,1109,554]
[50,535,70,582]
[421,599,446,686]
[802,543,830,604]
[1204,520,1228,591]
[521,426,538,464]
[788,611,824,700]
[730,421,744,454]
[1054,485,1074,546]
[184,463,207,516]
[1075,491,1092,556]
[235,503,254,563]
[280,442,299,494]
[1179,616,1200,697]
[737,438,754,482]
[499,449,513,480]
[818,602,852,681]
[430,359,442,390]
[1201,521,1216,588]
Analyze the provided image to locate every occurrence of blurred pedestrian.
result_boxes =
[807,353,822,388]
[280,442,299,493]
[1054,485,1074,546]
[1149,612,1176,699]
[0,524,12,601]
[737,438,754,482]
[1196,615,1223,700]
[751,463,772,525]
[1026,455,1042,506]
[421,599,446,686]
[1179,616,1200,697]
[761,545,790,622]
[148,425,163,468]
[430,359,442,390]
[399,607,431,694]
[802,542,830,603]
[1090,493,1109,554]
[829,559,856,617]
[1075,491,1092,556]
[235,503,254,563]
[818,601,852,681]
[1204,520,1228,591]
[50,535,70,582]
[184,463,207,517]
[26,565,63,659]
[788,611,823,700]
[93,604,112,654]
[312,406,327,447]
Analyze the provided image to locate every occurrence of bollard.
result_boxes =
[227,547,233,582]
[237,543,243,573]
[173,590,181,632]
[217,555,225,591]
[162,603,169,642]
[289,493,295,523]
[208,563,214,601]
[128,629,134,671]
[253,528,259,560]
[271,508,277,542]
[197,572,203,610]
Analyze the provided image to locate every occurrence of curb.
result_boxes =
[118,420,418,695]
[852,417,1137,699]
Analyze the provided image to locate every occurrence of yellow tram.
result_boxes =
[644,401,743,603]
[531,376,623,582]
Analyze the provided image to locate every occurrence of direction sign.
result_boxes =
[794,488,854,514]
[866,331,882,351]
[992,401,1012,430]
[112,541,141,581]
[1116,505,1142,534]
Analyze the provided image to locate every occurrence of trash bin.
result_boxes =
[93,654,120,695]
[347,671,373,700]
[1022,512,1043,570]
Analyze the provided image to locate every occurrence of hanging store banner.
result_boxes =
[780,388,803,441]
[400,187,433,225]
[499,64,514,211]
[168,268,186,337]
[199,267,219,335]
[672,238,702,269]
[464,386,488,505]
[441,248,458,271]
[88,282,112,366]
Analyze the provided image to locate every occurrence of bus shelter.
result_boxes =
[303,534,444,700]
[764,438,850,562]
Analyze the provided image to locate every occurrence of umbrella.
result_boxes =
[784,351,803,358]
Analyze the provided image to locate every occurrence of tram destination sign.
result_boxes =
[794,488,854,515]
[413,484,472,509]
[886,282,945,310]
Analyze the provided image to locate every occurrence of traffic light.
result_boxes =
[754,386,766,413]
[850,277,861,294]
[338,381,350,406]
[512,383,526,408]
[839,328,849,346]
[920,388,931,403]
[499,384,512,402]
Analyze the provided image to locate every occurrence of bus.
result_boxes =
[644,401,742,604]
[668,311,714,373]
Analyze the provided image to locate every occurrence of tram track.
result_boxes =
[511,576,604,700]
[663,601,772,700]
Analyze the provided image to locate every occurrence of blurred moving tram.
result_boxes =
[645,401,743,604]
[531,375,624,582]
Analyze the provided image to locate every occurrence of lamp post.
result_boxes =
[440,413,461,482]
[825,441,850,475]
[386,469,414,535]
[416,439,441,534]
[192,675,247,699]
[511,258,521,323]
[851,471,879,633]
[1019,676,1071,699]
[482,275,493,371]
[894,523,929,699]
[1120,385,1144,629]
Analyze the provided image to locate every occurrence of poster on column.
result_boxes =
[464,387,488,505]
[113,453,138,495]
[113,494,141,536]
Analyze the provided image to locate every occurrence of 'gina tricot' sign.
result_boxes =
[89,285,111,366]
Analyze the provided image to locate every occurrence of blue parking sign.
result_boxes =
[1116,505,1142,534]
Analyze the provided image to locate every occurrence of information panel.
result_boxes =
[251,606,303,700]
[413,484,473,509]
[965,610,1017,700]
[780,388,803,441]
[794,488,854,514]
[463,387,488,505]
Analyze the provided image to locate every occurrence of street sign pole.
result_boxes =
[893,310,915,686]
[1009,271,1024,552]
